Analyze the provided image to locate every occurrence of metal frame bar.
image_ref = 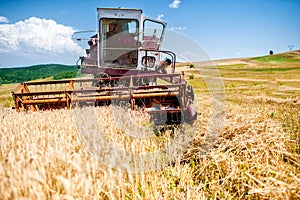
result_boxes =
[12,76,186,111]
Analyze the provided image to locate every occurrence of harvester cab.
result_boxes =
[75,8,175,76]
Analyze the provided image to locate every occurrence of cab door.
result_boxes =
[139,18,166,70]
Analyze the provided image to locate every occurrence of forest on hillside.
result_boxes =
[0,64,79,85]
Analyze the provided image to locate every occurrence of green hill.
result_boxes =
[251,50,300,63]
[0,64,79,85]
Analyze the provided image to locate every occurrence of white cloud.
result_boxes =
[169,26,187,31]
[157,14,164,21]
[0,16,9,23]
[169,0,181,8]
[0,17,83,56]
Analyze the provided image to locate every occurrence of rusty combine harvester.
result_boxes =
[12,7,197,126]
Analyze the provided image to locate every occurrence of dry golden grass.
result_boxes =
[1,51,300,199]
[184,94,300,199]
[0,92,299,199]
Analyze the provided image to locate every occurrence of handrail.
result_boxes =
[72,30,97,41]
[12,83,183,96]
[17,73,181,86]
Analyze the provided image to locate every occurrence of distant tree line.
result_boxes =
[0,64,79,85]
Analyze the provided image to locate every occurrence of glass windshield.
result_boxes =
[100,19,139,68]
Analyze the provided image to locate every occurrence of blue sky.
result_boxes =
[0,0,299,67]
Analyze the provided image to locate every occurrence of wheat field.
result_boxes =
[1,52,300,199]
[0,92,299,199]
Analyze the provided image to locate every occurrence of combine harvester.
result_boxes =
[12,8,197,126]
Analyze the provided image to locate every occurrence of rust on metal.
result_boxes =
[11,73,186,116]
[11,72,197,125]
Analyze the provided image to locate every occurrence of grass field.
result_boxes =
[0,51,299,199]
